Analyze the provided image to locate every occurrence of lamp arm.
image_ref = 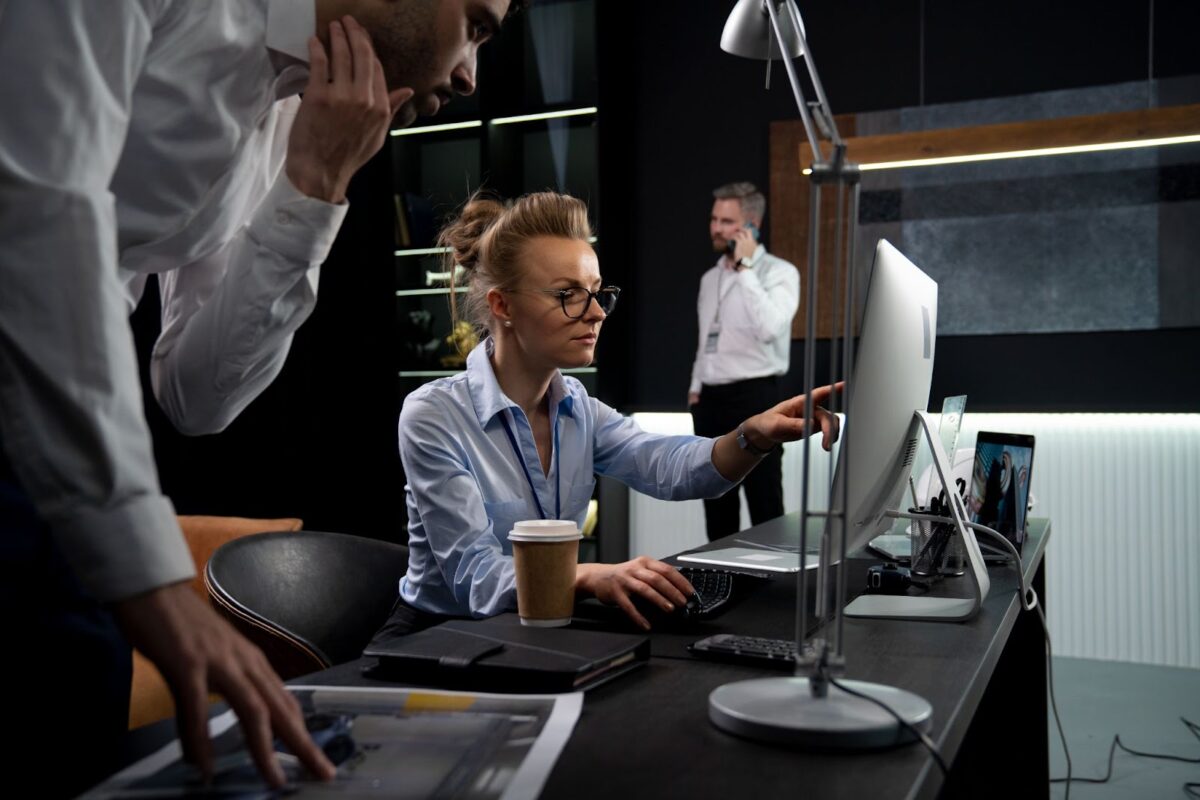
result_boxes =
[782,0,844,148]
[762,0,823,162]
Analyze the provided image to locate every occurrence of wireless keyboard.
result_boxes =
[678,567,737,618]
[687,633,809,670]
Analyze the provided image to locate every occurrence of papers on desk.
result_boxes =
[81,686,583,799]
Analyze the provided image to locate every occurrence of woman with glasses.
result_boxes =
[376,192,840,636]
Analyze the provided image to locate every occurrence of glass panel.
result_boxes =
[392,133,483,250]
[397,294,468,373]
[523,0,597,109]
[488,116,599,228]
[395,253,457,292]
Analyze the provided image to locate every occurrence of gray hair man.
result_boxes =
[688,182,801,540]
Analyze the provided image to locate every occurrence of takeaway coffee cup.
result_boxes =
[508,520,583,627]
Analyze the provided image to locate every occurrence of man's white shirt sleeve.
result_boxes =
[735,259,800,343]
[151,170,346,435]
[0,1,194,601]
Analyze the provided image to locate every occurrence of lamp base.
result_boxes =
[709,677,932,749]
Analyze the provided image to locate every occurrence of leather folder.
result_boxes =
[363,614,649,693]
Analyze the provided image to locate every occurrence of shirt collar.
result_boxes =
[266,0,315,67]
[466,339,575,427]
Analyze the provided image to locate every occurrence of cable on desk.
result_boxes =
[1036,603,1074,800]
[895,513,1040,612]
[961,522,1071,797]
[967,524,1200,799]
[826,675,948,777]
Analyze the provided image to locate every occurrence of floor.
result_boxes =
[1047,656,1200,799]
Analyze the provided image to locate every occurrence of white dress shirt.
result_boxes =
[689,245,801,394]
[399,340,734,618]
[0,0,345,602]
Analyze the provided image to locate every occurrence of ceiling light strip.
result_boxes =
[802,133,1200,174]
[390,120,483,137]
[490,107,598,126]
[394,246,453,257]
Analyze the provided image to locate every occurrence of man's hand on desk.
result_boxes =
[575,557,696,631]
[112,582,336,788]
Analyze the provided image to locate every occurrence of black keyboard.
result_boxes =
[678,567,738,618]
[687,633,806,670]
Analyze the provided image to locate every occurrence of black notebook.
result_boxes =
[363,614,650,693]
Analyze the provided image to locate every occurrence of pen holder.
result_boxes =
[939,523,966,577]
[909,506,956,577]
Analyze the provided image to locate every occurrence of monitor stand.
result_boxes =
[842,410,991,622]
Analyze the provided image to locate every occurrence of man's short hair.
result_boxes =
[713,181,765,223]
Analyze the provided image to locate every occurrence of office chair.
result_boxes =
[205,530,409,680]
[129,515,304,729]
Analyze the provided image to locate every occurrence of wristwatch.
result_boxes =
[737,424,777,456]
[737,255,754,269]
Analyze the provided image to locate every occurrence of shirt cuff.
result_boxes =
[248,171,349,265]
[49,494,195,603]
[737,268,765,290]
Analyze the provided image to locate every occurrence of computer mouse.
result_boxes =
[631,591,703,630]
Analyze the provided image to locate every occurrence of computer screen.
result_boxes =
[826,239,938,557]
[969,431,1035,551]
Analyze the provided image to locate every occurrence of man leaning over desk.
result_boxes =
[0,0,519,794]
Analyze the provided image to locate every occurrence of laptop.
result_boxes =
[677,546,818,573]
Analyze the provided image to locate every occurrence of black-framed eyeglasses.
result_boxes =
[523,286,621,319]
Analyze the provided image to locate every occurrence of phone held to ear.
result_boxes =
[725,222,760,254]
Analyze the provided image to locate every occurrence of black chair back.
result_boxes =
[206,530,408,679]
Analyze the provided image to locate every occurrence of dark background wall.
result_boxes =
[132,148,402,534]
[596,0,1200,414]
[133,0,1200,539]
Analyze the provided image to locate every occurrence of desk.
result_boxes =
[118,516,1050,799]
[314,515,1050,799]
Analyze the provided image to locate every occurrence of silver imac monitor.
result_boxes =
[827,239,989,621]
[827,238,937,557]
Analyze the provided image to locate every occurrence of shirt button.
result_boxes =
[276,210,293,225]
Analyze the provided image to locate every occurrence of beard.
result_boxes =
[366,1,442,123]
[711,237,730,253]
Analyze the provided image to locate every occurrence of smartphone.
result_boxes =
[725,222,760,255]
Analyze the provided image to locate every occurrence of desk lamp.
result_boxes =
[707,0,932,748]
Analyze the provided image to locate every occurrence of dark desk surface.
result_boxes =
[308,515,1052,800]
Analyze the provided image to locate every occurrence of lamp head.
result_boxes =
[720,0,805,60]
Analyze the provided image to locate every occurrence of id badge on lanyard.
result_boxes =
[704,324,720,354]
[706,270,730,354]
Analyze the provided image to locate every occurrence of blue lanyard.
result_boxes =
[499,410,561,521]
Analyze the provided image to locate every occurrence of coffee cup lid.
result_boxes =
[508,519,582,543]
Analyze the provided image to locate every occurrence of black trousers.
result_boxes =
[690,376,785,542]
[0,451,132,798]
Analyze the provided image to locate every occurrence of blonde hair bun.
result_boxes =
[438,197,505,273]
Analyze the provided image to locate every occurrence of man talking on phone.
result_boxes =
[688,182,801,541]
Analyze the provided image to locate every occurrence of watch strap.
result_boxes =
[737,424,776,456]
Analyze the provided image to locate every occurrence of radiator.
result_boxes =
[628,412,1200,669]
